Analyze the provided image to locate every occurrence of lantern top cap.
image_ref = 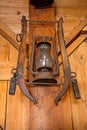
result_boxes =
[37,41,51,48]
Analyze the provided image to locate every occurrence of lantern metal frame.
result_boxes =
[29,36,59,84]
[30,36,59,76]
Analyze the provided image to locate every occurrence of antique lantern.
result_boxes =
[30,36,59,84]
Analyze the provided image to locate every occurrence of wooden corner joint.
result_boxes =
[0,20,19,50]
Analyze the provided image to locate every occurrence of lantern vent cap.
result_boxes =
[37,41,51,48]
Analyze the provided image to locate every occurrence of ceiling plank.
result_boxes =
[58,35,87,65]
[0,20,19,50]
[58,18,87,55]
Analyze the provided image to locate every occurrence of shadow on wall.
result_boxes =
[30,0,54,8]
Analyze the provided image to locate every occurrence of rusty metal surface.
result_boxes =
[9,16,81,104]
[9,68,17,95]
[16,16,36,104]
[30,36,59,76]
[72,79,81,99]
[30,36,59,84]
[9,73,17,95]
[32,72,58,84]
[55,17,71,105]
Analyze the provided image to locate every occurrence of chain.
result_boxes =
[16,20,24,42]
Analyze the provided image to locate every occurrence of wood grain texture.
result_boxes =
[0,81,7,130]
[69,41,87,130]
[0,35,9,62]
[0,44,18,80]
[0,0,87,130]
[0,20,19,50]
[55,0,87,8]
[28,4,73,130]
[0,0,29,34]
[58,35,87,65]
[6,82,30,130]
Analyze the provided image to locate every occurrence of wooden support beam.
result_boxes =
[65,18,87,45]
[27,3,73,130]
[0,20,19,50]
[59,35,87,65]
[58,18,87,55]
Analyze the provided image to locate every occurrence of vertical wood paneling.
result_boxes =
[0,35,9,62]
[70,42,87,130]
[6,83,30,130]
[9,45,18,67]
[0,81,7,130]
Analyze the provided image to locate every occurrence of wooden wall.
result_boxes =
[0,0,87,130]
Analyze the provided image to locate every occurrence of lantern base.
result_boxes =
[33,72,57,84]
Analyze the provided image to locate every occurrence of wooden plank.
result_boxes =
[0,81,7,130]
[55,0,87,8]
[6,82,30,130]
[58,35,87,65]
[0,44,18,81]
[0,61,27,80]
[28,4,73,130]
[0,62,13,80]
[67,35,87,56]
[0,45,27,80]
[69,42,87,130]
[0,0,29,8]
[65,18,87,46]
[62,17,80,36]
[0,44,28,81]
[58,18,87,56]
[0,7,28,15]
[0,35,9,61]
[0,0,29,34]
[9,45,18,64]
[0,34,18,81]
[0,20,19,50]
[56,8,87,17]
